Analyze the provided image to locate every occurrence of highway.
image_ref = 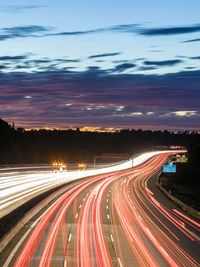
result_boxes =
[0,151,176,219]
[3,151,200,266]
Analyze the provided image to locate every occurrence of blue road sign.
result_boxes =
[163,164,176,173]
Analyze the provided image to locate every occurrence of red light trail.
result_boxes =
[12,152,200,266]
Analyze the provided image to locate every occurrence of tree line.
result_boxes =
[0,118,199,164]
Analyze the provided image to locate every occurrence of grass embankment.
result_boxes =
[159,162,200,212]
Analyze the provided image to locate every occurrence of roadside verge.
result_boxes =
[156,173,200,219]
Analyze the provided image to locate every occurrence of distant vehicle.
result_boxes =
[52,162,67,173]
[170,145,181,149]
[78,163,86,171]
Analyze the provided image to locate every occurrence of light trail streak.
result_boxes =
[0,150,185,218]
[111,153,199,266]
[9,150,199,267]
[14,173,108,267]
[173,209,200,229]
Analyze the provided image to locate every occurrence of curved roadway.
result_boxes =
[5,152,200,266]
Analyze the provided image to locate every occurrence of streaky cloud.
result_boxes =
[50,29,100,36]
[140,24,200,36]
[190,56,200,60]
[137,66,157,71]
[182,38,200,43]
[144,59,182,66]
[48,24,140,37]
[49,23,200,38]
[0,5,45,13]
[114,63,136,72]
[88,52,121,59]
[0,25,52,41]
[0,67,200,130]
[55,59,80,63]
[1,22,200,42]
[0,55,28,61]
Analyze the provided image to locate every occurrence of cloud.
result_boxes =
[114,63,136,72]
[0,55,82,72]
[131,112,143,116]
[49,23,200,39]
[169,111,198,117]
[112,60,130,63]
[148,50,163,53]
[0,55,30,71]
[140,24,200,36]
[137,66,157,71]
[0,66,200,130]
[48,24,140,37]
[55,58,80,63]
[182,38,200,43]
[112,111,144,117]
[2,22,200,43]
[27,59,51,64]
[0,55,28,61]
[144,59,182,66]
[185,67,197,70]
[0,5,45,13]
[146,112,154,115]
[88,52,121,59]
[0,25,51,41]
[50,29,99,37]
[190,56,200,60]
[108,24,140,32]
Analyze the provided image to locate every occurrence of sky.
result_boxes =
[0,0,200,131]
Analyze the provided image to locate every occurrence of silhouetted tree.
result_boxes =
[0,118,199,164]
[187,136,200,167]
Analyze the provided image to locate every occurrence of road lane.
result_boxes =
[1,150,183,218]
[3,151,199,266]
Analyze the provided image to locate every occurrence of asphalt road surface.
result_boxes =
[4,152,200,266]
[0,151,175,219]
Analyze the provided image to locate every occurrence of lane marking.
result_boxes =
[144,173,155,195]
[79,204,82,208]
[75,213,79,218]
[68,233,72,242]
[110,233,114,242]
[106,205,109,210]
[117,257,123,267]
[107,214,110,219]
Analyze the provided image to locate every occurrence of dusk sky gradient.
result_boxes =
[0,0,200,131]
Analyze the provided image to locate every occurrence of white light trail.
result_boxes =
[0,150,185,218]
